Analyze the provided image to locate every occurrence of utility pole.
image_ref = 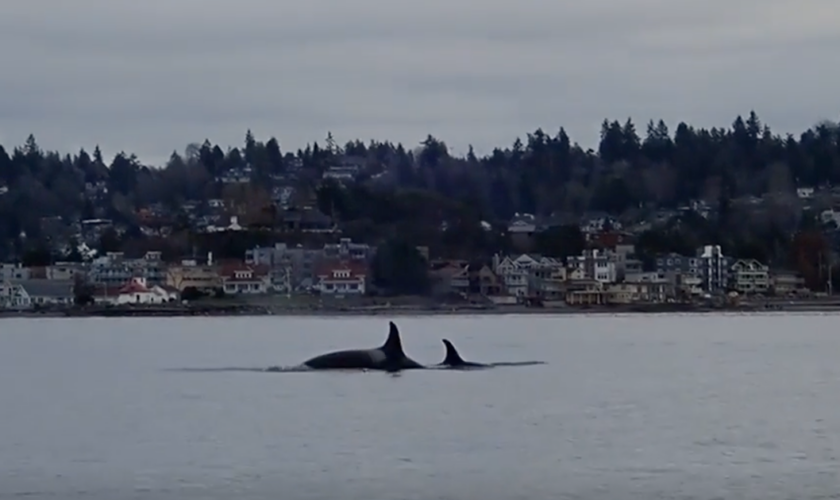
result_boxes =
[818,252,823,292]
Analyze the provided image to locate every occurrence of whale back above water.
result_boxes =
[438,339,489,369]
[301,321,424,371]
[437,338,548,370]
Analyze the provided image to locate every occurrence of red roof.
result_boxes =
[118,279,151,294]
[315,259,367,282]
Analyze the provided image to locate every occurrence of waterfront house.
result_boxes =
[88,253,133,287]
[568,249,617,284]
[15,279,75,307]
[449,265,470,296]
[528,266,568,300]
[565,279,604,305]
[771,270,807,296]
[314,260,367,296]
[655,245,733,293]
[466,264,504,297]
[0,263,30,281]
[131,251,167,285]
[493,254,531,298]
[114,277,178,305]
[635,280,673,303]
[218,263,271,295]
[492,253,564,298]
[730,259,770,295]
[697,245,733,293]
[46,262,87,281]
[676,274,705,298]
[428,260,469,297]
[245,243,322,291]
[0,281,30,309]
[605,283,641,304]
[165,261,221,292]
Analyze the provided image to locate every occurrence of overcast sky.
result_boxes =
[0,0,837,166]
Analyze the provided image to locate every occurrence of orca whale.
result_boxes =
[436,338,547,370]
[437,339,491,369]
[299,321,425,371]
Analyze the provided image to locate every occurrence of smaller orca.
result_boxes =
[436,338,548,370]
[437,339,491,369]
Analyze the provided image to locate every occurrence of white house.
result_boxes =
[493,255,530,297]
[492,253,564,297]
[315,260,367,295]
[0,281,30,309]
[507,213,537,234]
[219,264,271,295]
[115,277,177,305]
[568,249,617,284]
[730,259,770,295]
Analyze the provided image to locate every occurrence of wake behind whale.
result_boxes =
[165,367,270,373]
[165,366,312,373]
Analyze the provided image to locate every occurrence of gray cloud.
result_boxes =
[0,0,837,165]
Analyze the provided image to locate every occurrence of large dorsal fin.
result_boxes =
[381,321,405,358]
[441,339,465,365]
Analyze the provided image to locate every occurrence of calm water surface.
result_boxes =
[1,313,840,499]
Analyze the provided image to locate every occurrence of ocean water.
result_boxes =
[1,313,839,500]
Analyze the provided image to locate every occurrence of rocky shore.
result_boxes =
[3,297,840,318]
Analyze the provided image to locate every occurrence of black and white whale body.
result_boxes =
[299,321,425,371]
[436,338,547,370]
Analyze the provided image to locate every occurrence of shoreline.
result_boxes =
[3,300,840,318]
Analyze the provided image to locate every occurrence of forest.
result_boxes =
[1,111,839,277]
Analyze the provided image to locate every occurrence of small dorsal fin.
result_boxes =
[442,339,465,365]
[381,321,405,357]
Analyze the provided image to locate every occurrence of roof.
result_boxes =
[218,262,269,281]
[429,263,466,279]
[315,259,367,281]
[12,279,74,298]
[119,279,151,294]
